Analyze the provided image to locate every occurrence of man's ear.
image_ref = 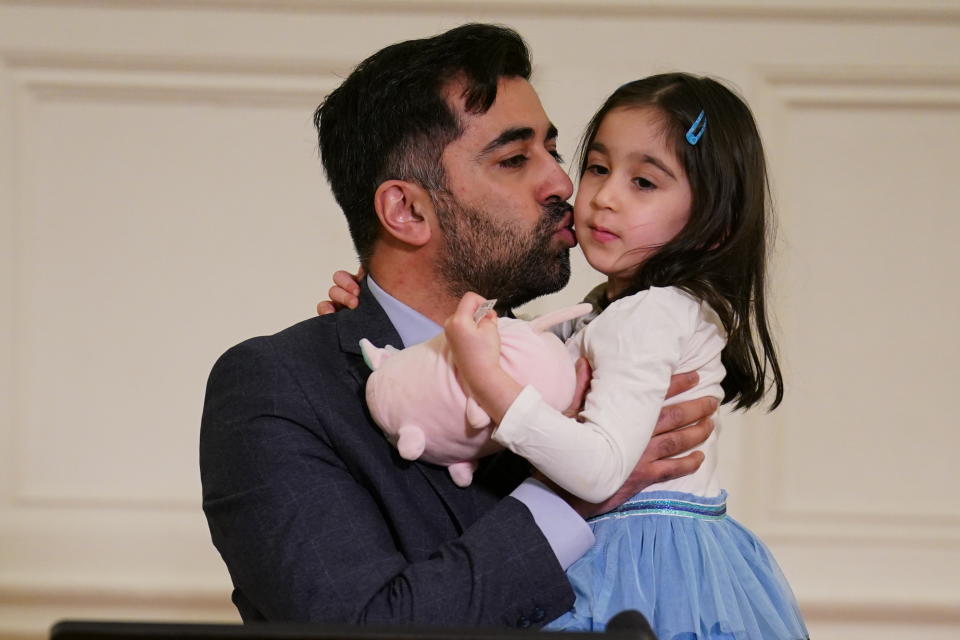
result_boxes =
[374,180,434,247]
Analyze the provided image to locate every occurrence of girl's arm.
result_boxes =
[447,289,724,504]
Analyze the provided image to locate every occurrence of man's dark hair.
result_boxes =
[314,24,532,264]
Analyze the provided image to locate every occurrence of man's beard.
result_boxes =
[434,193,572,310]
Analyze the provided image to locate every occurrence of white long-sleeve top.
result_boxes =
[493,286,727,503]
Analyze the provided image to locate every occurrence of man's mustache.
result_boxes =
[542,199,573,223]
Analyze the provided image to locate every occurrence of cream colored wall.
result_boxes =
[1,2,958,638]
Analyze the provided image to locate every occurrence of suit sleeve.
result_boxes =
[200,337,574,627]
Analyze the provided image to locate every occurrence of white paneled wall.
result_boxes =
[1,2,958,638]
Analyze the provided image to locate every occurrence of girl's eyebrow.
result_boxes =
[634,153,677,181]
[590,141,678,181]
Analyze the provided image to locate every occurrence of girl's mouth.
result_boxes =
[590,225,618,243]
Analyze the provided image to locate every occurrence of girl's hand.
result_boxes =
[444,293,525,424]
[316,266,365,315]
[444,292,502,390]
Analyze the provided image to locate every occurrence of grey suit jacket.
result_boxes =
[200,282,574,627]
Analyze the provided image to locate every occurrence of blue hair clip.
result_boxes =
[685,110,706,145]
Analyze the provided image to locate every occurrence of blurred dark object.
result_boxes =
[50,617,655,640]
[606,609,657,639]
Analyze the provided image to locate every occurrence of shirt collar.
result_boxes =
[367,276,443,348]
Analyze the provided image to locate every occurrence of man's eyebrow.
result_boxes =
[590,142,677,181]
[479,127,535,157]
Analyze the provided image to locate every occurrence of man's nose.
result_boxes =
[537,155,574,203]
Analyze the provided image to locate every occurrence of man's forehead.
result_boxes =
[446,76,555,142]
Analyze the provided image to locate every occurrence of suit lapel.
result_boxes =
[336,280,475,532]
[336,282,403,386]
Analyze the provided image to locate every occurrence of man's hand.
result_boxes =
[539,371,718,519]
[562,357,591,420]
[316,266,364,315]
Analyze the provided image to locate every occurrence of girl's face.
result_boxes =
[574,106,692,297]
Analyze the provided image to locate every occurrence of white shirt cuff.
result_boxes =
[510,477,594,570]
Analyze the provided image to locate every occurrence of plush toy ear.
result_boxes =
[359,339,381,371]
[528,303,594,333]
[359,339,400,371]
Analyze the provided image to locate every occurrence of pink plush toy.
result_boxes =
[360,303,593,487]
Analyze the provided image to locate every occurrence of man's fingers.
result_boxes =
[647,417,715,460]
[665,371,698,399]
[643,451,706,485]
[653,396,718,436]
[562,357,592,419]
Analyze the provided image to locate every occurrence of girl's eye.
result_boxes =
[634,177,656,190]
[499,155,528,169]
[586,164,609,176]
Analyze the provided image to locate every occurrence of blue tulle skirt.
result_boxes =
[546,490,808,640]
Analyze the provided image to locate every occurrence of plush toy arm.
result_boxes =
[447,460,479,488]
[395,425,426,461]
[528,303,593,333]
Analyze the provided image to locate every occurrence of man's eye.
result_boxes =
[550,150,565,164]
[499,155,528,169]
[634,177,656,189]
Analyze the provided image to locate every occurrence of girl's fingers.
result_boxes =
[328,284,358,309]
[316,300,337,316]
[333,269,361,295]
[454,292,486,321]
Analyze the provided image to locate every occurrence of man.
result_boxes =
[200,24,716,628]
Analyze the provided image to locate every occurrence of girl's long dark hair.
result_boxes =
[579,73,783,410]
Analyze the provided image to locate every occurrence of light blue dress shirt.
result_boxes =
[366,276,594,569]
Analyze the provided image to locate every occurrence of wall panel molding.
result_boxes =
[741,65,960,548]
[4,51,342,105]
[1,0,959,22]
[4,51,337,510]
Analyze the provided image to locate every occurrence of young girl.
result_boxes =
[444,73,808,639]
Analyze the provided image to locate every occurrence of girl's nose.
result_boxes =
[591,179,617,211]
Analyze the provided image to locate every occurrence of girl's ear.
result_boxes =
[374,180,434,247]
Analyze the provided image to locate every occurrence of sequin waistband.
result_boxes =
[589,493,727,523]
